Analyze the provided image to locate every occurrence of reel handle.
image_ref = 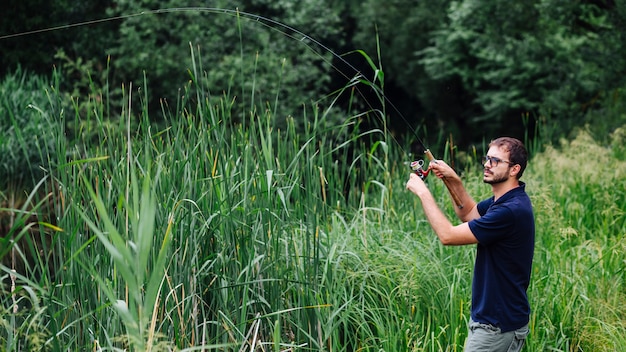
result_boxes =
[410,160,430,180]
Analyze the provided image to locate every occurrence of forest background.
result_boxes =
[1,0,625,351]
[2,0,625,147]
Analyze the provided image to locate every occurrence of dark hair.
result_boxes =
[489,137,528,179]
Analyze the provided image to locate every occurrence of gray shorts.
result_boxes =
[463,318,529,352]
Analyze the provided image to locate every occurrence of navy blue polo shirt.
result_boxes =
[468,182,535,332]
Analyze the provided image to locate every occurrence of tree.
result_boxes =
[349,0,458,141]
[106,0,347,127]
[346,0,626,145]
[0,0,115,77]
[419,0,626,142]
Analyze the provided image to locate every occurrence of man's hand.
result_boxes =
[428,160,460,182]
[406,172,429,197]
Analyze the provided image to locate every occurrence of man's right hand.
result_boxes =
[428,160,460,182]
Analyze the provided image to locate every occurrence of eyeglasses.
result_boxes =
[484,155,514,167]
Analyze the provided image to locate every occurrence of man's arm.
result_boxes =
[428,161,480,222]
[406,173,478,245]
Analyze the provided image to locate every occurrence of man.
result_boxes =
[406,137,535,352]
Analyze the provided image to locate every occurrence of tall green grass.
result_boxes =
[526,129,626,351]
[1,55,625,352]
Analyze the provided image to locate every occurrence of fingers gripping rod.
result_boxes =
[401,118,464,209]
[424,149,464,209]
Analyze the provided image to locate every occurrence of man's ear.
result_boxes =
[510,164,521,177]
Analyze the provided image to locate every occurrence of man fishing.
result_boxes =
[406,137,535,352]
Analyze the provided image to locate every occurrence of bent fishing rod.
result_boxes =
[0,6,464,208]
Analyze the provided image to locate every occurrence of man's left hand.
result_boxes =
[406,173,429,197]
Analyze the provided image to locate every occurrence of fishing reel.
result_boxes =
[410,159,430,180]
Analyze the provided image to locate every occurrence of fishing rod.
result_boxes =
[404,122,464,209]
[0,6,463,208]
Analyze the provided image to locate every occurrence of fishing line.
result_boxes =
[0,13,143,40]
[1,6,428,157]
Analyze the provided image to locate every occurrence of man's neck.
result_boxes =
[492,180,520,201]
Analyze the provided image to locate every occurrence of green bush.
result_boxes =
[106,1,346,127]
[0,68,58,190]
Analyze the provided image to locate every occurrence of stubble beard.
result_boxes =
[483,169,509,185]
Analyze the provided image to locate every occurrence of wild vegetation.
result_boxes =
[2,0,625,145]
[1,48,625,351]
[1,1,626,351]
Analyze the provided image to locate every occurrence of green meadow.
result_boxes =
[1,58,625,352]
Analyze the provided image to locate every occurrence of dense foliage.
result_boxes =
[103,0,346,126]
[351,0,626,144]
[1,2,626,350]
[1,0,625,146]
[0,66,624,351]
[0,68,58,190]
